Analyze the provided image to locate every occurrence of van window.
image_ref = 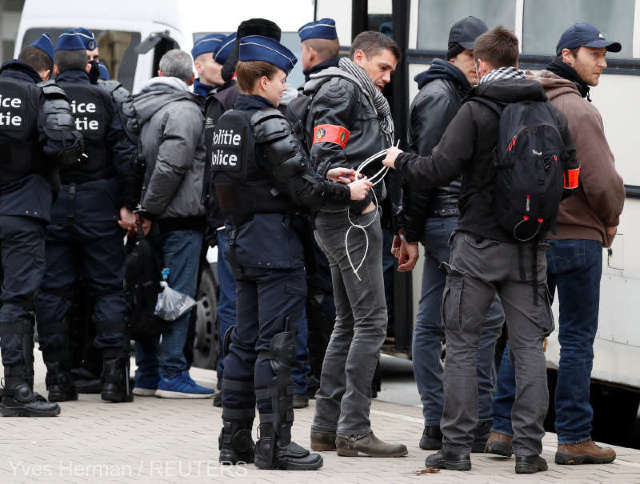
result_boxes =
[522,0,633,57]
[417,0,515,51]
[21,28,141,90]
[192,31,304,89]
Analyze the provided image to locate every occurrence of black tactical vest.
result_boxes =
[58,83,113,183]
[211,109,291,225]
[0,78,43,185]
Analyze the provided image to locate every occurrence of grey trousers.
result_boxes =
[441,232,553,457]
[311,209,387,435]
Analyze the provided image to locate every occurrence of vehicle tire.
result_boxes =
[192,267,220,370]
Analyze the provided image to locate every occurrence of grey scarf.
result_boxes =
[338,57,394,145]
[479,66,526,85]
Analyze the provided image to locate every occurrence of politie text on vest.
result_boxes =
[211,128,241,167]
[70,99,99,131]
[0,95,23,126]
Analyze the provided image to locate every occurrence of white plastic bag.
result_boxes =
[154,281,196,321]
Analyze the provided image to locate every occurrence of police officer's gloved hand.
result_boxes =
[88,61,100,84]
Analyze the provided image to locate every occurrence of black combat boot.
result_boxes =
[219,418,255,464]
[254,421,323,470]
[101,357,133,403]
[45,361,78,402]
[420,425,443,450]
[1,366,60,417]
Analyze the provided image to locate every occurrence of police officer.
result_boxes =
[35,31,138,404]
[191,33,226,98]
[0,34,83,417]
[212,34,372,470]
[298,18,340,82]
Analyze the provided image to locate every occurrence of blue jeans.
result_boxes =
[412,217,504,426]
[135,229,203,379]
[216,226,310,394]
[492,239,603,444]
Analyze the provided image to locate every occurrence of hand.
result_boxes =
[327,167,357,184]
[382,146,403,169]
[136,213,152,236]
[118,207,136,233]
[397,240,419,272]
[348,177,373,201]
[391,235,402,258]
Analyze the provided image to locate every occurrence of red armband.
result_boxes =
[563,168,579,189]
[312,124,350,149]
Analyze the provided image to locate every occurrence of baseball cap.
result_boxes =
[448,16,488,50]
[556,23,622,56]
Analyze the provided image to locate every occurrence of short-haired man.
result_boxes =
[401,16,504,453]
[487,23,625,466]
[36,31,138,404]
[0,34,82,417]
[306,30,407,457]
[132,50,214,398]
[383,27,578,473]
[191,33,226,98]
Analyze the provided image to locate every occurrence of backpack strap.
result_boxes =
[467,96,504,118]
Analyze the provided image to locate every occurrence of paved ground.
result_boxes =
[1,354,640,483]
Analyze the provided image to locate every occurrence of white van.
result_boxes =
[14,0,315,92]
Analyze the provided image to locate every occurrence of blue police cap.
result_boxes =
[239,35,297,74]
[556,23,621,56]
[30,33,54,62]
[56,30,89,51]
[214,33,236,65]
[298,18,337,41]
[98,61,110,80]
[73,28,97,50]
[191,33,226,59]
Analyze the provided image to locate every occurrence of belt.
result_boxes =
[429,207,459,218]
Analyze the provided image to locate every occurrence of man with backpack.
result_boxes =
[400,16,505,453]
[487,23,625,466]
[383,26,578,473]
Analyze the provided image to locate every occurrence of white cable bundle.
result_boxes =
[345,145,394,281]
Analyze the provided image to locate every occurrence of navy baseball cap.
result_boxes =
[239,35,297,74]
[448,16,488,50]
[556,23,622,56]
[298,18,337,41]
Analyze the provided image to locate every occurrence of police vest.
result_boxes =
[0,78,43,185]
[58,82,113,183]
[210,109,291,225]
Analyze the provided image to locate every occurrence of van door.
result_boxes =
[135,31,180,79]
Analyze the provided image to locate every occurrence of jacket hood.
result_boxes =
[0,60,41,84]
[472,79,547,104]
[527,69,581,103]
[414,58,470,90]
[133,76,199,124]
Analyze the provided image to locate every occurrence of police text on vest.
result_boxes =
[211,128,241,167]
[0,95,23,126]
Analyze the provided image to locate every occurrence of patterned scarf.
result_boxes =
[338,57,394,145]
[479,66,527,85]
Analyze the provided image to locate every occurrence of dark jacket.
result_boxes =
[133,77,205,230]
[395,79,577,242]
[303,56,340,82]
[56,69,138,209]
[305,68,387,213]
[402,59,470,242]
[0,61,80,222]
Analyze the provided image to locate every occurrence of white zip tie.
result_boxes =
[344,142,397,281]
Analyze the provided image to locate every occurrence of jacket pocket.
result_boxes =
[442,272,464,332]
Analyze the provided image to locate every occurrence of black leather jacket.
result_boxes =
[305,69,387,213]
[402,59,470,242]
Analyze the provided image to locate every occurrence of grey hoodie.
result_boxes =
[134,77,205,220]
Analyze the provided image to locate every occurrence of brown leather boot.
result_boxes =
[310,428,336,451]
[485,431,513,457]
[336,431,408,457]
[555,440,616,465]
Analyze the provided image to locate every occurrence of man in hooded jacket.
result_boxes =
[401,16,504,453]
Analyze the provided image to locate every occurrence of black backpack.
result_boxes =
[124,226,167,339]
[474,97,570,242]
